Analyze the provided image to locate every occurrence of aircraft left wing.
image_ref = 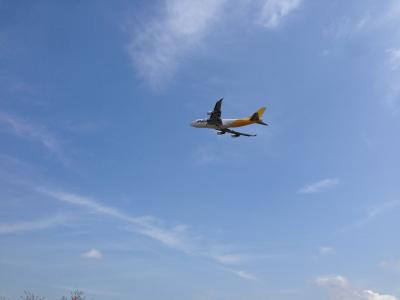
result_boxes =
[219,128,256,138]
[207,98,223,125]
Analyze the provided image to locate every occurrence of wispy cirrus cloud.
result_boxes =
[228,269,257,281]
[379,260,400,272]
[298,178,339,194]
[322,1,400,112]
[0,159,255,280]
[339,200,400,233]
[315,275,398,300]
[354,200,400,229]
[212,253,247,265]
[36,188,196,253]
[127,0,303,88]
[387,48,400,71]
[37,186,254,279]
[0,111,66,161]
[258,0,302,29]
[380,0,400,26]
[0,111,58,150]
[385,48,400,112]
[128,0,226,89]
[0,214,67,234]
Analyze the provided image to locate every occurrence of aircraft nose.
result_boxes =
[190,121,197,127]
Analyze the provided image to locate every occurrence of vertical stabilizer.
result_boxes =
[249,107,267,125]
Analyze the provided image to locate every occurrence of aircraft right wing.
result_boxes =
[207,98,223,125]
[220,128,256,138]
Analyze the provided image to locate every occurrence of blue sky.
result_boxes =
[1,0,400,299]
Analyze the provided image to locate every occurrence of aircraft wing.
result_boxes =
[207,98,223,125]
[220,128,256,137]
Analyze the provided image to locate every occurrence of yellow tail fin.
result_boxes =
[256,107,266,118]
[249,107,267,125]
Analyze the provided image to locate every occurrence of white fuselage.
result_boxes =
[191,119,239,129]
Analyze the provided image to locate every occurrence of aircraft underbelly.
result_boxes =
[206,123,219,129]
[221,119,252,128]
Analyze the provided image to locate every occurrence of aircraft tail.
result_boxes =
[249,107,268,125]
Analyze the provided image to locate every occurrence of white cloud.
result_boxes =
[298,178,339,194]
[379,260,400,272]
[315,275,398,300]
[0,111,65,161]
[315,275,348,288]
[357,200,400,228]
[366,200,400,219]
[387,48,400,71]
[0,111,57,150]
[212,253,246,265]
[364,290,398,300]
[128,0,226,88]
[381,1,400,25]
[37,188,137,223]
[228,269,257,281]
[127,0,304,87]
[323,1,400,40]
[319,246,335,255]
[319,1,400,112]
[37,187,252,277]
[259,0,302,29]
[340,200,400,232]
[369,3,400,113]
[132,218,195,253]
[0,214,67,234]
[81,248,103,259]
[37,188,196,253]
[37,188,192,251]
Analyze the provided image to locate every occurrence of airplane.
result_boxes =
[191,98,268,137]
